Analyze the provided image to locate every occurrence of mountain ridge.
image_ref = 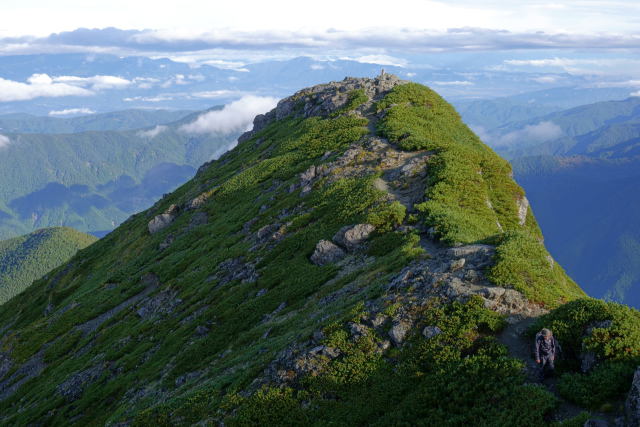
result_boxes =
[0,75,638,426]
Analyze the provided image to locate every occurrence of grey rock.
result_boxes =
[422,326,443,339]
[446,244,494,262]
[214,258,258,286]
[195,325,209,336]
[0,352,11,380]
[516,196,530,226]
[158,234,175,250]
[310,240,346,265]
[389,320,412,346]
[349,322,368,338]
[583,420,609,427]
[256,288,268,297]
[333,224,376,252]
[186,193,208,210]
[190,212,208,227]
[370,313,388,328]
[56,364,104,402]
[175,371,201,387]
[148,204,179,234]
[449,258,466,271]
[626,370,640,427]
[136,289,182,319]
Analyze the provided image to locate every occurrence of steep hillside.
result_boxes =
[0,227,97,305]
[0,107,240,239]
[3,76,637,426]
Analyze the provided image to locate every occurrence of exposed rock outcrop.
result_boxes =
[148,204,180,234]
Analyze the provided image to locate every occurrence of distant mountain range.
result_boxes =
[0,108,243,239]
[0,227,96,305]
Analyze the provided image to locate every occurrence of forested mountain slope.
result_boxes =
[0,227,97,305]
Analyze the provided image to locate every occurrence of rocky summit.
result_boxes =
[0,75,639,426]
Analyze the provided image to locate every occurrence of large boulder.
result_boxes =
[333,224,375,252]
[625,367,640,426]
[310,240,346,265]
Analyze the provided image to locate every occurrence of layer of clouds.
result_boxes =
[0,74,93,101]
[180,95,278,135]
[137,125,168,139]
[3,27,640,58]
[0,134,10,149]
[49,108,96,116]
[495,121,563,147]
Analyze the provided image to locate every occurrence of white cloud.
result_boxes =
[631,91,640,97]
[0,74,93,102]
[48,108,96,116]
[431,80,474,86]
[180,95,278,135]
[192,90,238,99]
[124,95,174,102]
[531,75,559,84]
[310,64,325,70]
[0,134,10,149]
[137,125,168,139]
[52,75,132,90]
[351,55,408,67]
[496,121,563,147]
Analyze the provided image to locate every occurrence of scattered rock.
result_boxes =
[333,224,375,252]
[349,322,369,338]
[626,367,640,427]
[148,204,179,234]
[422,326,443,339]
[310,240,346,265]
[256,288,268,297]
[0,352,11,380]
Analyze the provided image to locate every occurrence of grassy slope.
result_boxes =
[0,79,616,426]
[0,227,97,305]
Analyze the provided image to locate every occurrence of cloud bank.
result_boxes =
[180,95,278,135]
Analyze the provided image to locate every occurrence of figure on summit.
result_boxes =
[534,328,560,381]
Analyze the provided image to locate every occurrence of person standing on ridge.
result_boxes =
[535,328,560,381]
